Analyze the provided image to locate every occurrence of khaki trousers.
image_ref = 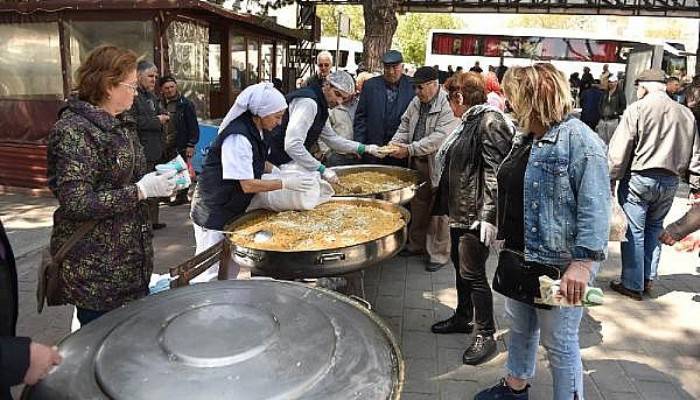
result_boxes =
[406,157,451,264]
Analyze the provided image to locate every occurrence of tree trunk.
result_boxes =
[362,0,398,72]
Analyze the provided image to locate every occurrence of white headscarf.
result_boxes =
[218,82,287,133]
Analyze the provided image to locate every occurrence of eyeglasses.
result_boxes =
[119,82,138,92]
[318,63,331,68]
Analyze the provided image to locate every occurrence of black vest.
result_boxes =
[190,112,267,230]
[267,84,329,166]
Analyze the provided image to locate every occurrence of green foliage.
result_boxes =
[316,5,365,42]
[394,13,461,66]
[507,15,594,31]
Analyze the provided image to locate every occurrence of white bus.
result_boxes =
[426,28,687,81]
[315,36,364,74]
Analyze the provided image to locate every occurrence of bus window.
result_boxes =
[539,37,567,60]
[432,33,478,56]
[589,41,618,63]
[566,39,591,61]
[484,36,519,57]
[354,52,363,67]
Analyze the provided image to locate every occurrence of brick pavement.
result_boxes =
[2,193,699,399]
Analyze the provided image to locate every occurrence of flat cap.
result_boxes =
[635,69,666,84]
[412,66,438,85]
[382,50,403,65]
[327,70,355,94]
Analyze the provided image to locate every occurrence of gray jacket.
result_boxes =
[391,90,460,187]
[133,88,164,163]
[609,91,700,186]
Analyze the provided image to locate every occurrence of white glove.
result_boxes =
[281,175,316,192]
[136,170,176,199]
[321,168,339,184]
[365,144,386,159]
[470,221,498,247]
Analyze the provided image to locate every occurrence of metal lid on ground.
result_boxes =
[25,280,403,400]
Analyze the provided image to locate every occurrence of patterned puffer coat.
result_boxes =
[47,98,152,312]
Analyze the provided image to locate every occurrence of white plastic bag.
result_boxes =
[247,169,334,212]
[609,198,628,242]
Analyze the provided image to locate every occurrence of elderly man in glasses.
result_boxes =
[268,70,384,183]
[389,66,460,271]
[304,51,334,88]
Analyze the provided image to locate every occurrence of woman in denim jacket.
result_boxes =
[475,64,611,400]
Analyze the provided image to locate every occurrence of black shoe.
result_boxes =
[425,261,449,272]
[463,334,497,365]
[152,223,167,230]
[431,315,474,334]
[475,378,529,400]
[609,280,642,301]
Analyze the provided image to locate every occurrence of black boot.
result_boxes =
[463,334,497,365]
[431,314,473,334]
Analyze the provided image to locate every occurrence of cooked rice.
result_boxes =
[228,202,405,251]
[332,171,413,196]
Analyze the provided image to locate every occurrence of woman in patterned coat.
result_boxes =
[47,46,176,326]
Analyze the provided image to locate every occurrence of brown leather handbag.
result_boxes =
[36,221,97,313]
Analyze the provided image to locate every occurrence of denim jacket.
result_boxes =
[522,116,611,267]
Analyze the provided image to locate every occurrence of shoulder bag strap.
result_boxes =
[53,220,98,265]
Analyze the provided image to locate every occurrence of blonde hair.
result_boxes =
[502,63,572,132]
[356,72,375,87]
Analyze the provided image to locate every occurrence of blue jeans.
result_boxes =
[617,172,679,291]
[505,298,585,400]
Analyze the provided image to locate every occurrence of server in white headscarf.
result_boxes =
[268,71,384,183]
[190,83,315,275]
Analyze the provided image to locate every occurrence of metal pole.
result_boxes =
[336,11,342,72]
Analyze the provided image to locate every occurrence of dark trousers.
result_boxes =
[76,307,108,327]
[0,259,16,337]
[451,227,495,335]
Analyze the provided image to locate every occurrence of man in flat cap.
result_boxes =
[267,70,383,183]
[388,66,459,271]
[609,68,700,300]
[354,50,414,166]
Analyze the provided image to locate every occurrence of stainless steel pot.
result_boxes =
[227,198,409,279]
[329,164,426,205]
[24,280,404,400]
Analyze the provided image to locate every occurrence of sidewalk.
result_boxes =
[2,192,698,399]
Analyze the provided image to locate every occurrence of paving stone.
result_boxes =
[402,331,437,359]
[619,361,671,383]
[405,357,438,380]
[437,333,467,350]
[636,380,690,400]
[601,392,643,400]
[439,379,480,400]
[527,384,554,399]
[406,273,433,291]
[404,308,435,332]
[382,315,403,338]
[400,393,435,400]
[378,280,406,297]
[374,295,405,318]
[404,289,435,310]
[586,360,636,393]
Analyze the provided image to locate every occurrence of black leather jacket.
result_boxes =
[437,109,513,228]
